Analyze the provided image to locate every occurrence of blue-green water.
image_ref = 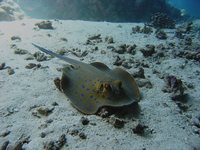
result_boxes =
[169,0,200,18]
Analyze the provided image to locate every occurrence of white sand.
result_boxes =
[0,19,200,150]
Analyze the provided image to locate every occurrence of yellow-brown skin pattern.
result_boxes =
[33,43,141,114]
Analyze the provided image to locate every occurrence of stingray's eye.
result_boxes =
[104,83,111,90]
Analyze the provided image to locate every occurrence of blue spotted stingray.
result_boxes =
[32,43,140,114]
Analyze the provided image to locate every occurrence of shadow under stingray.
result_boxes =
[96,102,141,119]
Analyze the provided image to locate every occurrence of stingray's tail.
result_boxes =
[32,43,80,65]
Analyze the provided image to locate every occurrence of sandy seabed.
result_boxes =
[0,19,200,150]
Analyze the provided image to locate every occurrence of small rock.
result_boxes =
[0,130,10,137]
[117,25,122,28]
[132,26,141,33]
[7,68,15,75]
[40,132,46,138]
[113,56,124,66]
[56,68,62,72]
[113,44,127,54]
[132,25,153,34]
[60,37,68,42]
[155,51,165,58]
[47,33,52,37]
[133,123,148,135]
[101,50,106,54]
[56,134,67,148]
[155,29,167,40]
[71,50,88,58]
[37,107,54,116]
[156,44,166,50]
[176,102,189,112]
[25,63,37,69]
[136,78,153,89]
[35,21,54,29]
[11,36,21,41]
[193,129,200,135]
[88,34,101,40]
[126,45,136,54]
[25,54,35,60]
[122,61,132,69]
[97,107,111,118]
[80,51,88,57]
[176,51,200,61]
[192,116,200,128]
[107,45,115,50]
[162,75,185,100]
[46,119,53,124]
[68,129,79,136]
[140,44,156,57]
[185,37,192,46]
[140,25,153,34]
[80,117,89,125]
[105,36,114,44]
[79,132,87,139]
[52,102,58,106]
[94,46,98,51]
[85,39,93,45]
[54,77,61,91]
[110,118,125,129]
[132,67,145,78]
[56,48,67,55]
[0,62,5,70]
[10,44,17,49]
[33,52,47,62]
[175,29,184,39]
[186,83,195,89]
[44,141,55,150]
[14,48,28,55]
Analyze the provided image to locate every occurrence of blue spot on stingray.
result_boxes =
[80,93,84,97]
[86,88,90,91]
[81,85,85,89]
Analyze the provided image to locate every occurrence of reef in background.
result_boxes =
[0,0,26,21]
[15,0,181,22]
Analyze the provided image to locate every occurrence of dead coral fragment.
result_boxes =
[11,36,21,41]
[162,75,187,102]
[132,25,153,34]
[86,34,102,45]
[37,106,54,116]
[105,36,114,44]
[25,63,41,69]
[35,20,54,29]
[140,44,156,57]
[0,62,5,70]
[176,51,200,61]
[155,29,167,40]
[79,132,87,139]
[88,34,101,40]
[33,52,47,62]
[133,123,148,135]
[14,48,28,55]
[113,44,136,55]
[132,67,145,79]
[110,117,125,129]
[7,68,15,75]
[80,117,89,125]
